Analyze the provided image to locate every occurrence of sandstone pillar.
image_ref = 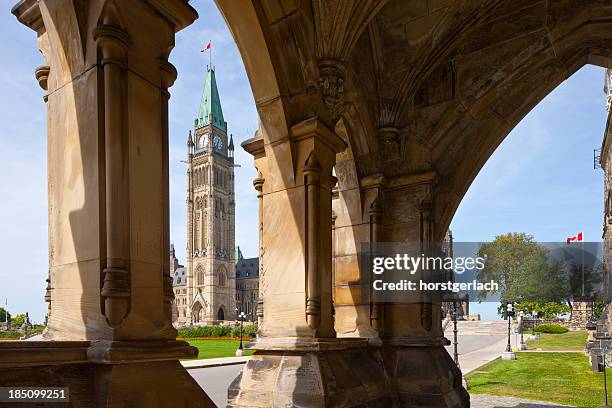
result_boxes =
[7,1,213,405]
[332,170,385,339]
[381,174,468,407]
[230,118,392,407]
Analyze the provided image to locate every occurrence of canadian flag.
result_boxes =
[566,232,583,244]
[201,40,211,52]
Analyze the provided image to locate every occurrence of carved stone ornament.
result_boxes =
[318,59,346,117]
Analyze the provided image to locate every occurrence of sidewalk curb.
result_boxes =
[181,357,250,370]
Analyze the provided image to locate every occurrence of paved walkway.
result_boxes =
[470,394,573,407]
[450,335,512,374]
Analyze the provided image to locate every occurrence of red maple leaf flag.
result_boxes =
[201,40,212,52]
[566,232,583,245]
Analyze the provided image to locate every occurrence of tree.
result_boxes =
[515,301,570,318]
[11,313,25,329]
[477,233,563,305]
[567,262,602,305]
[0,307,10,323]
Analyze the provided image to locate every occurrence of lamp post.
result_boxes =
[452,300,460,368]
[502,302,516,360]
[235,310,246,356]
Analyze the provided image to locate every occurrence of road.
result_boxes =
[190,333,509,407]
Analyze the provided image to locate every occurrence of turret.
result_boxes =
[228,134,234,158]
[187,130,194,153]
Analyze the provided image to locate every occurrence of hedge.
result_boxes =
[0,331,22,339]
[178,324,258,339]
[532,323,568,334]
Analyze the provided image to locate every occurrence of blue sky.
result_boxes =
[0,0,607,322]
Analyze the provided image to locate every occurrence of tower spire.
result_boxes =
[195,67,226,132]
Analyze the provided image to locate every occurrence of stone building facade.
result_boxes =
[590,69,612,369]
[173,67,237,325]
[235,248,259,322]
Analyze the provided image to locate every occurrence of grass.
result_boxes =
[185,339,255,360]
[466,353,605,407]
[525,330,587,351]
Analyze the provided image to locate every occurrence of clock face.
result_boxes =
[213,135,223,150]
[198,133,209,149]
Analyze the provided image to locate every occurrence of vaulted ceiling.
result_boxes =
[220,0,612,228]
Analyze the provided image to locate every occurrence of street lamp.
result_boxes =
[502,302,516,360]
[451,300,460,368]
[235,310,247,356]
[518,310,527,351]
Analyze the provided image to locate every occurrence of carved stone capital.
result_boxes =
[253,176,265,194]
[93,24,131,67]
[34,65,49,91]
[379,126,400,161]
[318,59,346,117]
[158,59,178,91]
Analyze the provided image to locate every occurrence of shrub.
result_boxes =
[178,324,257,339]
[533,324,568,334]
[0,331,22,339]
[242,324,258,338]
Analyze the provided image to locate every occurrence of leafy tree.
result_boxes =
[477,233,563,305]
[566,263,602,308]
[11,313,25,329]
[515,301,570,318]
[0,307,10,323]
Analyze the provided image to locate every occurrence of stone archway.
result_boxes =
[217,307,225,321]
[192,301,204,324]
[8,0,612,407]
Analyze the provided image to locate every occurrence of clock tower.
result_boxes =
[183,67,236,324]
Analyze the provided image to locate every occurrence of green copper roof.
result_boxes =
[196,68,226,131]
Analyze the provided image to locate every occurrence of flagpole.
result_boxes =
[210,40,213,70]
[581,238,585,298]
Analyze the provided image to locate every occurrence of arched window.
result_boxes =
[196,265,204,286]
[218,265,227,287]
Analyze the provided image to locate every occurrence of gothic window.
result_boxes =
[196,266,204,286]
[218,265,227,287]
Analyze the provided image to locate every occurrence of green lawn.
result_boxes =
[525,330,587,351]
[466,353,605,407]
[185,339,255,360]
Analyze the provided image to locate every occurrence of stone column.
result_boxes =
[381,174,468,407]
[253,170,265,326]
[231,118,392,407]
[8,1,215,405]
[332,171,385,339]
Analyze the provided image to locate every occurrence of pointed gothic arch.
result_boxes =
[195,265,204,286]
[217,306,225,321]
[218,265,227,287]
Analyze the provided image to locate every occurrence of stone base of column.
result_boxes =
[0,341,215,407]
[227,338,395,407]
[382,338,469,408]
